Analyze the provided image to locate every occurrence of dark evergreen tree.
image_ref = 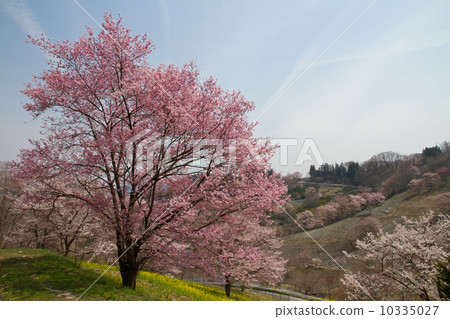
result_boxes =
[309,164,316,178]
[347,162,360,185]
[422,146,442,159]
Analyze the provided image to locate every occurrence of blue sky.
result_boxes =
[1,0,449,175]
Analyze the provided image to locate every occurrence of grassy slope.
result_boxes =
[0,249,269,301]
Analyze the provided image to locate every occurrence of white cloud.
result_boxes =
[1,0,45,37]
[0,0,50,60]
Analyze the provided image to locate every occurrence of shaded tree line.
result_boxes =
[309,162,359,185]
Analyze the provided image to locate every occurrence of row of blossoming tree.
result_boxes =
[296,191,385,230]
[7,14,289,293]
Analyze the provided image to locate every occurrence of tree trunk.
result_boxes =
[62,237,71,257]
[224,276,232,297]
[120,265,139,289]
[118,246,140,289]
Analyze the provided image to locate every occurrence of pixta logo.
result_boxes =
[126,130,324,173]
[271,138,324,167]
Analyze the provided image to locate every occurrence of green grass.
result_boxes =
[0,249,269,301]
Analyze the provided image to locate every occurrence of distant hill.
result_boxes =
[305,141,449,190]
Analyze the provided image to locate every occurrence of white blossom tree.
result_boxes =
[7,179,114,258]
[342,212,450,300]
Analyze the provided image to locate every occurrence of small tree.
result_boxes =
[408,178,425,194]
[305,187,318,198]
[315,203,338,225]
[296,210,319,230]
[188,215,287,297]
[0,163,20,248]
[332,194,364,220]
[353,217,382,240]
[359,192,385,207]
[8,180,112,257]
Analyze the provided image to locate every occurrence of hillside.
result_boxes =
[281,186,449,299]
[0,249,269,301]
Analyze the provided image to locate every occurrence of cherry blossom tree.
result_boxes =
[6,178,114,258]
[353,216,382,240]
[315,203,338,225]
[342,212,450,300]
[185,214,287,297]
[0,163,19,248]
[436,167,449,183]
[359,192,385,208]
[6,207,53,250]
[15,13,287,289]
[409,173,441,194]
[296,210,319,230]
[311,192,384,228]
[347,194,366,212]
[408,178,425,194]
[341,272,396,301]
[316,194,364,225]
[305,186,321,199]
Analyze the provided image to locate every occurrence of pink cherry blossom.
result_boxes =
[14,13,288,289]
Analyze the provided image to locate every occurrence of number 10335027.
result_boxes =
[379,305,439,316]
